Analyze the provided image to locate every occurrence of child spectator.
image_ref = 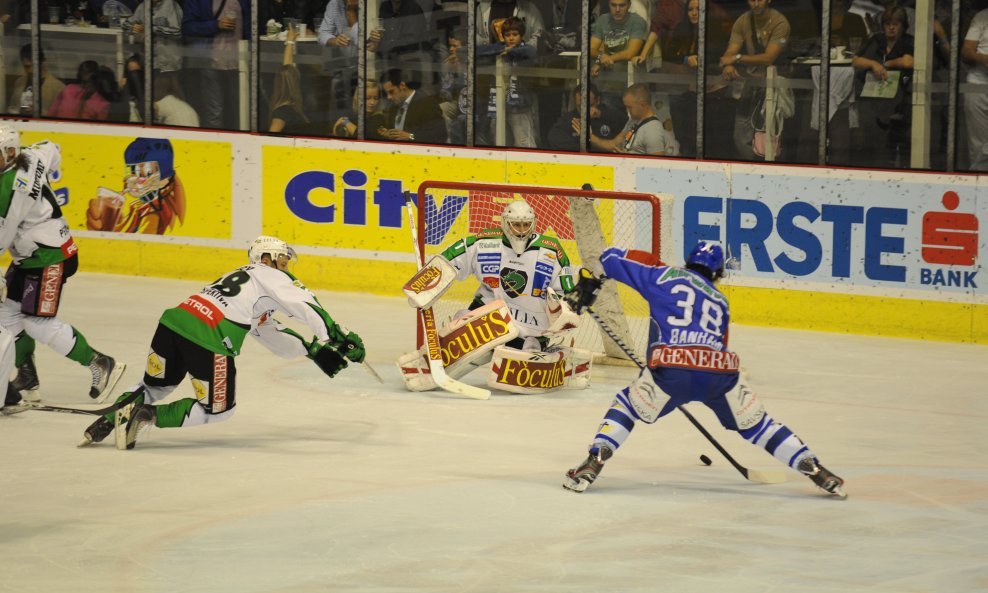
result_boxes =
[477,16,539,148]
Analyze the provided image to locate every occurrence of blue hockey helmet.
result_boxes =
[125,137,174,179]
[124,138,175,203]
[686,241,725,281]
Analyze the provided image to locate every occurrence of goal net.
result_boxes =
[414,181,673,364]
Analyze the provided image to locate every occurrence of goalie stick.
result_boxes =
[13,389,143,417]
[403,192,490,400]
[585,305,787,485]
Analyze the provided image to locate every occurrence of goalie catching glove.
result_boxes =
[563,268,605,314]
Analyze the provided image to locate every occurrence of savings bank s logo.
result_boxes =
[920,191,979,288]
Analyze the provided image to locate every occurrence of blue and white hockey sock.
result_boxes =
[739,414,814,468]
[590,393,638,454]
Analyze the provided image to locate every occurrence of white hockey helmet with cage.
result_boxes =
[248,235,297,269]
[501,200,536,255]
[0,123,21,172]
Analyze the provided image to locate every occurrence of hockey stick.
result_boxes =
[403,192,490,400]
[362,361,384,384]
[585,306,787,485]
[15,389,143,417]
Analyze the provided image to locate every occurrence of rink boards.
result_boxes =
[8,120,987,344]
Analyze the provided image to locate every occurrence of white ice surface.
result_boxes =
[1,273,987,593]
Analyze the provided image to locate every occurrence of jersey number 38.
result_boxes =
[665,284,725,335]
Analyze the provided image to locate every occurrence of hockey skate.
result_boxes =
[797,457,847,499]
[89,352,126,402]
[2,384,28,415]
[79,417,115,447]
[12,353,41,404]
[563,446,613,493]
[121,404,156,450]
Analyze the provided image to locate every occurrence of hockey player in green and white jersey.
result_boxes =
[398,200,592,395]
[81,235,366,450]
[0,123,126,410]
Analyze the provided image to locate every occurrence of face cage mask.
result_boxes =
[124,161,164,204]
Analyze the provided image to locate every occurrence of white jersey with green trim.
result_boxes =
[0,142,75,268]
[440,228,576,339]
[159,263,344,357]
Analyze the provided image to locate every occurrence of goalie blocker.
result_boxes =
[397,300,592,395]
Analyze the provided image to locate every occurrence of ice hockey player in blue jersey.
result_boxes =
[561,241,846,498]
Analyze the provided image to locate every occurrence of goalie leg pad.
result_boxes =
[486,346,593,394]
[624,370,672,423]
[397,301,519,392]
[403,256,459,309]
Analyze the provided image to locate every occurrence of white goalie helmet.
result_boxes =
[248,235,297,270]
[0,124,21,172]
[501,200,536,255]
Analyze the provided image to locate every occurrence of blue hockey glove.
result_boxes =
[307,342,348,378]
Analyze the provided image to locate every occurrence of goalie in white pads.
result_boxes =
[0,123,126,410]
[80,235,367,450]
[562,241,846,498]
[398,199,592,395]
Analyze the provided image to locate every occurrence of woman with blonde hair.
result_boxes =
[268,27,311,134]
[332,80,387,140]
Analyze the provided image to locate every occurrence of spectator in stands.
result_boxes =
[7,44,65,116]
[258,0,304,36]
[477,16,539,147]
[119,54,145,122]
[635,0,729,156]
[590,0,647,90]
[46,60,101,119]
[153,73,200,127]
[851,4,913,168]
[439,26,468,143]
[318,0,381,112]
[589,83,680,155]
[331,81,388,139]
[126,0,184,74]
[636,0,684,66]
[377,68,446,143]
[962,4,988,171]
[96,65,132,122]
[547,83,625,151]
[182,0,251,130]
[376,0,429,68]
[476,0,545,46]
[536,0,590,38]
[718,0,791,160]
[829,0,868,52]
[268,27,311,134]
[47,63,123,121]
[318,0,380,52]
[857,0,912,37]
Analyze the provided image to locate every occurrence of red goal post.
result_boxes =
[414,181,673,365]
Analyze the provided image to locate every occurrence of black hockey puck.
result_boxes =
[699,455,713,466]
